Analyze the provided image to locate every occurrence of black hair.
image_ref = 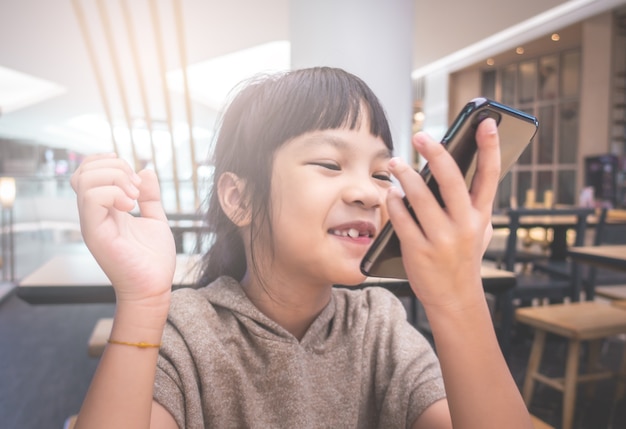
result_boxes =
[195,66,394,287]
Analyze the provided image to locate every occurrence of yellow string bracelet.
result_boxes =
[107,338,162,348]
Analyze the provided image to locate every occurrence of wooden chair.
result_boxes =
[533,208,626,295]
[516,301,626,429]
[485,218,549,271]
[493,208,595,359]
[531,208,606,279]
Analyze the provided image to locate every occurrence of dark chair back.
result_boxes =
[493,207,596,358]
[501,207,596,274]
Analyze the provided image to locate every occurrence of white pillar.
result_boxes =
[289,0,415,162]
[422,69,450,143]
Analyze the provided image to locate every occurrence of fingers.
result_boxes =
[400,118,500,221]
[392,131,471,232]
[412,131,472,216]
[470,118,501,212]
[388,119,501,243]
[136,169,168,222]
[385,184,428,250]
[72,154,168,225]
[72,154,142,213]
[387,156,442,239]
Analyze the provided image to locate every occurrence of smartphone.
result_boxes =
[360,97,539,279]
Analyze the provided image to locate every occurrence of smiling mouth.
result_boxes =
[329,228,373,239]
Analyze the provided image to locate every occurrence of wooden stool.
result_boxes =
[596,285,626,301]
[613,300,626,311]
[88,318,113,358]
[516,302,626,429]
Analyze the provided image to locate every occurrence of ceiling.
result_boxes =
[1,0,625,159]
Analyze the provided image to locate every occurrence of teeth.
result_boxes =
[330,228,366,238]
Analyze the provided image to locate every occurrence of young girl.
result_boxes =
[71,67,532,428]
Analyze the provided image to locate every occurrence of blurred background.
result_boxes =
[2,2,626,428]
[1,0,625,217]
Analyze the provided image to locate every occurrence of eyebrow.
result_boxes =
[299,133,393,160]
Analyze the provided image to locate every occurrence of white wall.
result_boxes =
[441,11,616,201]
[290,0,415,162]
[578,11,614,191]
[448,69,482,122]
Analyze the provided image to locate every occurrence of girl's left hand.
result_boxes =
[386,118,501,309]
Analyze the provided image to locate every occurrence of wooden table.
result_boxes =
[567,245,626,272]
[17,253,201,304]
[17,252,518,360]
[491,209,598,261]
[18,252,516,305]
[567,245,626,300]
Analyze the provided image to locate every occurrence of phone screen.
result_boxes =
[360,98,538,279]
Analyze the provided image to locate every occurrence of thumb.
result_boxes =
[136,169,168,222]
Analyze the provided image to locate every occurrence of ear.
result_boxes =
[217,172,251,226]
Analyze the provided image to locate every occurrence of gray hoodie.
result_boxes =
[154,276,445,429]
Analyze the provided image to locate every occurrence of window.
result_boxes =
[485,49,581,208]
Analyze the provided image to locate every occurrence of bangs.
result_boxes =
[236,68,394,153]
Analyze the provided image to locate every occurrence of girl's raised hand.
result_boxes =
[70,153,176,307]
[386,118,500,309]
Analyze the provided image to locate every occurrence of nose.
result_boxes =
[343,176,384,209]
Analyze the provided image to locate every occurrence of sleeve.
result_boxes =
[153,292,206,429]
[153,323,194,429]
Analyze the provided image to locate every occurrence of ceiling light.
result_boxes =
[486,58,495,66]
[167,41,291,110]
[0,66,66,114]
[516,47,525,55]
[551,33,561,41]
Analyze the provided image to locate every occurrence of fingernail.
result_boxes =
[388,186,402,198]
[414,132,428,147]
[389,157,405,171]
[485,118,498,134]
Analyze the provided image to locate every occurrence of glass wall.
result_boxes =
[483,49,581,208]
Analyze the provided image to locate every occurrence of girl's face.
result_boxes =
[261,117,393,288]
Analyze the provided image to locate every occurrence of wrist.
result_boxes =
[423,284,497,345]
[111,296,171,344]
[115,288,172,314]
[420,276,491,326]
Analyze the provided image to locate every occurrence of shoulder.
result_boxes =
[167,277,247,336]
[169,276,240,314]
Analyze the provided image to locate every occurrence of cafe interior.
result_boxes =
[2,0,626,428]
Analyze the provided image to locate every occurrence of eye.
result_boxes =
[373,172,392,182]
[311,162,341,171]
